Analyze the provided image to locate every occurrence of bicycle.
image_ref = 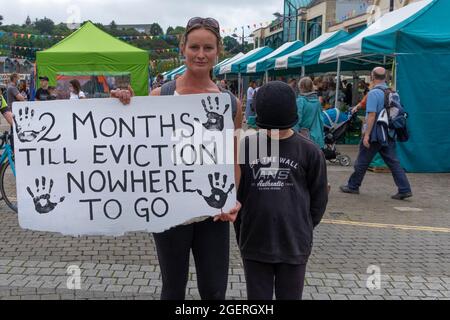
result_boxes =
[0,131,17,213]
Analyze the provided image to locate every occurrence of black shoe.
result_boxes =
[391,192,413,200]
[339,185,360,194]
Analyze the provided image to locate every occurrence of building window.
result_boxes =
[308,16,322,43]
[335,0,373,24]
[348,24,366,34]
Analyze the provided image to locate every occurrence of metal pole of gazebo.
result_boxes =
[301,66,305,77]
[238,73,242,100]
[335,58,341,109]
[393,55,397,91]
[265,70,269,84]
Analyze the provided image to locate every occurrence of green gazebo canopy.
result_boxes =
[36,21,149,96]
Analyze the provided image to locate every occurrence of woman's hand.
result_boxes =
[111,85,134,105]
[213,201,242,223]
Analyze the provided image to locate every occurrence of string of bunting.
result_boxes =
[0,24,269,42]
[118,34,179,41]
[0,18,283,44]
[148,47,179,54]
[1,42,178,54]
[0,43,45,52]
[0,20,274,41]
[0,30,180,41]
[0,31,66,40]
[221,21,272,35]
[7,54,33,60]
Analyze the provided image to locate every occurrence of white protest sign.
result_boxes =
[13,95,236,236]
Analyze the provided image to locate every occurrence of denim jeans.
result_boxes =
[348,140,412,194]
[245,99,255,119]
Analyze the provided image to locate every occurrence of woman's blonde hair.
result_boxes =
[299,77,314,93]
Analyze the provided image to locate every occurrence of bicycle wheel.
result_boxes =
[0,161,17,213]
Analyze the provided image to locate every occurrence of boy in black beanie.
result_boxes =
[236,81,328,300]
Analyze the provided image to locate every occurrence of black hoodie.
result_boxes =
[235,132,328,264]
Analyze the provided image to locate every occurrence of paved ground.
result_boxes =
[0,119,449,299]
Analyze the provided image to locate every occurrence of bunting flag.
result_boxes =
[220,20,273,35]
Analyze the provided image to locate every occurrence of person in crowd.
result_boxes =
[229,82,237,95]
[236,81,328,300]
[245,80,257,121]
[352,80,374,114]
[340,67,412,200]
[288,78,299,97]
[3,73,24,126]
[35,76,51,101]
[0,90,12,126]
[69,79,86,99]
[19,80,30,101]
[294,77,324,149]
[359,80,370,96]
[152,74,164,90]
[313,77,324,105]
[111,17,243,300]
[0,87,6,100]
[324,80,345,110]
[343,79,353,106]
[47,86,58,100]
[219,79,228,90]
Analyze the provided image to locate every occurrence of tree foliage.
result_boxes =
[34,17,55,34]
[149,23,163,36]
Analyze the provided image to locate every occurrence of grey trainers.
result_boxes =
[391,192,413,200]
[339,185,360,194]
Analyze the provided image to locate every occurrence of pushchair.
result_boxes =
[322,108,357,166]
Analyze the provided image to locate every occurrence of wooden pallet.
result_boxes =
[368,166,391,173]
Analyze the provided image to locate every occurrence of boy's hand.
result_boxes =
[213,201,242,223]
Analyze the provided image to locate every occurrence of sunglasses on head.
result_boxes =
[186,17,220,33]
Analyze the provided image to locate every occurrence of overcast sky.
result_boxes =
[3,0,282,35]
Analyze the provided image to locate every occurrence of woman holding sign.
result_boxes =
[112,17,242,300]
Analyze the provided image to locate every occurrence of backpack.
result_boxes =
[381,88,409,142]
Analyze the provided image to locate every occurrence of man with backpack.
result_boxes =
[340,67,412,200]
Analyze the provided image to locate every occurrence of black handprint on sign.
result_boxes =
[194,96,230,131]
[13,107,46,142]
[197,172,234,210]
[27,177,65,214]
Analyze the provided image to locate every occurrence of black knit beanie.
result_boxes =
[255,81,299,130]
